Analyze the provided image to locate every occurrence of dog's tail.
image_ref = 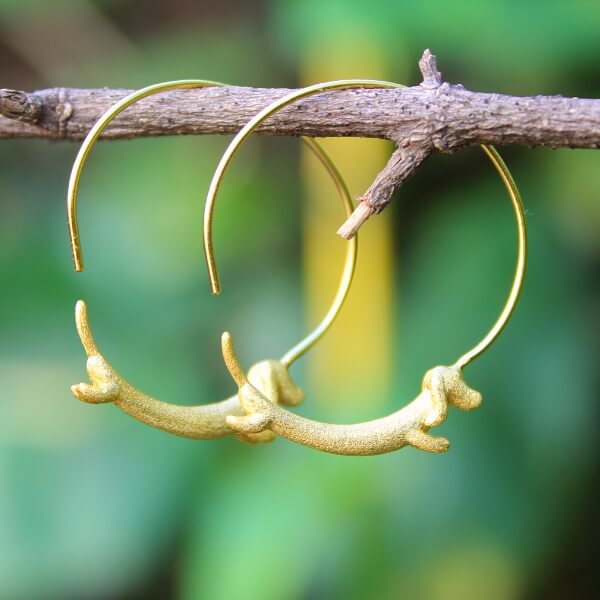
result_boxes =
[221,331,247,388]
[75,300,100,356]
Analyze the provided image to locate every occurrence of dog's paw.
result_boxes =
[235,429,277,445]
[405,428,450,453]
[71,380,119,404]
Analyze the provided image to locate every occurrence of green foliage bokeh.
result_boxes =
[0,1,598,598]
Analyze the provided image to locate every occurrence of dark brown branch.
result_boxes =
[2,50,599,237]
[337,145,432,237]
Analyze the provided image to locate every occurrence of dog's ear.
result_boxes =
[445,369,482,411]
[273,361,304,407]
[421,368,449,427]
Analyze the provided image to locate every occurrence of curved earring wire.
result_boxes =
[454,145,527,369]
[207,79,528,455]
[204,80,527,369]
[68,80,223,273]
[204,79,402,295]
[203,80,401,367]
[68,80,357,443]
[280,137,356,367]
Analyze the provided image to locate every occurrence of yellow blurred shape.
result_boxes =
[301,36,395,407]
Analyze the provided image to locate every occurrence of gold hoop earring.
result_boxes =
[203,79,528,455]
[68,81,357,443]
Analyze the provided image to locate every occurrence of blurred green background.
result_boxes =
[0,1,598,598]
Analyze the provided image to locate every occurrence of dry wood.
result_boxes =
[2,50,599,237]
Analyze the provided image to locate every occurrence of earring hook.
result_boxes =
[279,137,356,366]
[216,93,527,454]
[454,145,527,369]
[68,80,359,440]
[204,80,527,369]
[65,77,358,369]
[203,80,404,367]
[203,79,403,295]
[67,79,225,272]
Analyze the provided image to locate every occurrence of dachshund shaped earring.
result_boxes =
[67,80,358,443]
[203,80,528,455]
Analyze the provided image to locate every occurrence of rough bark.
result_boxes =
[2,50,599,237]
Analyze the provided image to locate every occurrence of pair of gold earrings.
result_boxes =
[67,79,527,456]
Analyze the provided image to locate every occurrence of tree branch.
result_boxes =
[2,49,599,237]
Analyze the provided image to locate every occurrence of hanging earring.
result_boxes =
[67,81,357,443]
[204,79,527,455]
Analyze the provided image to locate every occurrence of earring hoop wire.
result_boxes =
[66,79,357,369]
[204,80,527,369]
[280,137,356,367]
[454,145,526,369]
[67,79,225,273]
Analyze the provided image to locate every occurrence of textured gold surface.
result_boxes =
[70,78,527,453]
[72,301,303,443]
[68,80,357,439]
[223,332,481,455]
[203,80,527,455]
[204,81,528,371]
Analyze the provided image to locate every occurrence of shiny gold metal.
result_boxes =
[455,145,527,369]
[68,80,358,441]
[72,300,302,443]
[204,79,402,296]
[207,80,528,454]
[67,80,224,273]
[281,136,357,367]
[204,81,526,368]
